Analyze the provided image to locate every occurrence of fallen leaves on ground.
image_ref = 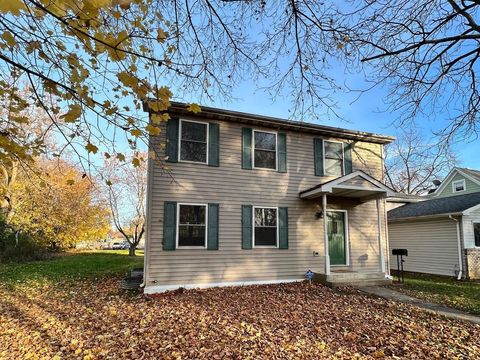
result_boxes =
[1,280,479,359]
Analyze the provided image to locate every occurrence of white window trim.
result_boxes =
[473,222,480,248]
[252,129,278,171]
[252,206,279,248]
[176,203,208,249]
[452,179,466,193]
[178,119,209,164]
[323,140,345,177]
[326,209,350,267]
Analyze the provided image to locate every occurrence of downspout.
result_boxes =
[449,215,463,280]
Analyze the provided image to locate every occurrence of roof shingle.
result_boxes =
[388,191,480,220]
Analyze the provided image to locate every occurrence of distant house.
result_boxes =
[387,168,480,279]
[143,102,396,294]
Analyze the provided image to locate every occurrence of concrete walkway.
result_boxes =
[357,286,480,325]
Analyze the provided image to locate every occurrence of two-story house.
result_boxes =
[143,103,395,293]
[388,167,480,279]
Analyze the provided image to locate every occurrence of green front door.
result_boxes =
[327,211,347,265]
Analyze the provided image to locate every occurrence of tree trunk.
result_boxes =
[128,244,136,256]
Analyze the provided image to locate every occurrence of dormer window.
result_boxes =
[452,179,466,193]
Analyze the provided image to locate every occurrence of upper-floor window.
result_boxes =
[324,141,344,176]
[474,223,480,247]
[253,207,278,247]
[177,203,207,248]
[179,119,208,163]
[253,130,277,170]
[452,179,466,193]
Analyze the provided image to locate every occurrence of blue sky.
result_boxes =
[184,75,480,170]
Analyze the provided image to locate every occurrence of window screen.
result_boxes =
[324,141,344,176]
[254,131,276,169]
[474,223,480,247]
[178,204,206,247]
[180,120,208,163]
[254,207,277,246]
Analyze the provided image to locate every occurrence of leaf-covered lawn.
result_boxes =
[392,273,480,315]
[0,250,143,285]
[1,253,479,359]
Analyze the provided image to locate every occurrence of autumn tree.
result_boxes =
[0,78,54,222]
[384,129,457,195]
[2,0,479,170]
[10,158,110,249]
[102,151,146,256]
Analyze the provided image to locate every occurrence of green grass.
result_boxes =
[0,250,143,287]
[396,273,480,315]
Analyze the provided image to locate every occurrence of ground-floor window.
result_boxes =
[253,207,278,247]
[177,204,207,248]
[474,223,480,247]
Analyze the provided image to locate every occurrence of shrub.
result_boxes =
[0,219,51,262]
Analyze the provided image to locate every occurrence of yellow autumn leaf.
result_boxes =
[151,112,169,124]
[146,124,161,135]
[117,71,138,89]
[0,0,26,15]
[85,143,98,154]
[132,158,141,167]
[157,28,167,43]
[130,128,142,137]
[61,104,82,123]
[1,31,16,47]
[187,103,201,113]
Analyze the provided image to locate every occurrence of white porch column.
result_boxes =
[376,198,386,273]
[323,194,330,275]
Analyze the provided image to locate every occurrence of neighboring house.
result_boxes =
[431,167,480,198]
[143,102,395,293]
[388,167,480,279]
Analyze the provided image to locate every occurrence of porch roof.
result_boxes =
[299,171,396,200]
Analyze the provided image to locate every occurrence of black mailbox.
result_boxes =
[392,248,408,256]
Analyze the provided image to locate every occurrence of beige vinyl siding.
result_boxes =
[388,219,460,276]
[437,172,480,198]
[146,117,387,287]
[462,207,480,249]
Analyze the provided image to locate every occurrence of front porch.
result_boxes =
[299,171,396,287]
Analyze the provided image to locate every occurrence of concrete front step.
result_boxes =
[312,271,391,288]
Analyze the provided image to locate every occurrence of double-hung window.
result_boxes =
[177,204,207,248]
[253,130,277,170]
[324,141,344,176]
[253,207,278,247]
[179,120,208,163]
[474,223,480,247]
[452,179,466,193]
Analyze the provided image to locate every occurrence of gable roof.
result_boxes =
[388,191,480,220]
[299,170,396,199]
[433,167,480,195]
[459,167,480,182]
[144,101,395,144]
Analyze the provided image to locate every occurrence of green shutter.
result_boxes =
[207,203,219,250]
[344,143,353,174]
[242,128,252,169]
[208,123,219,167]
[163,201,177,250]
[241,205,253,249]
[314,138,324,176]
[278,133,287,173]
[165,118,179,163]
[278,207,288,249]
